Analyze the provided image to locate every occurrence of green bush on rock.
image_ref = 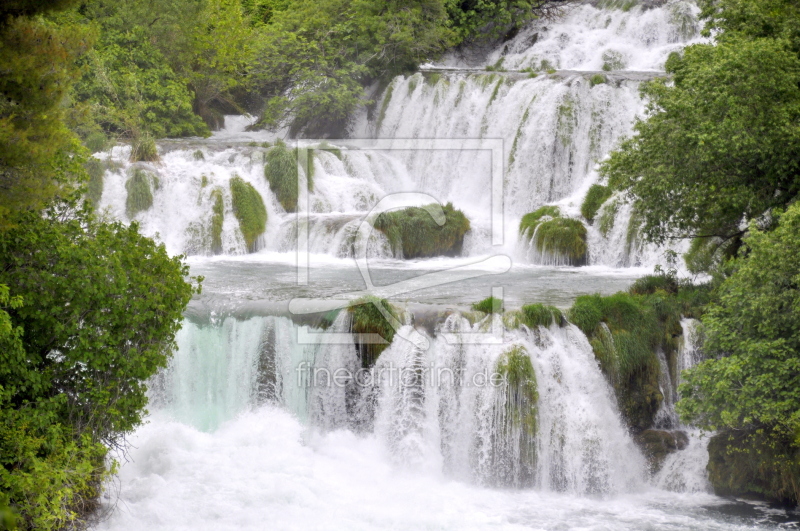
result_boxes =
[519,205,560,236]
[125,169,157,218]
[348,296,401,368]
[472,296,503,314]
[230,176,267,252]
[374,203,471,259]
[580,184,613,223]
[129,134,159,162]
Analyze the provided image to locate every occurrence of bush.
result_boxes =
[472,296,503,314]
[210,188,224,255]
[601,50,626,71]
[129,134,159,162]
[374,203,471,259]
[348,296,400,368]
[520,303,564,328]
[580,184,613,223]
[229,176,267,252]
[84,131,109,153]
[534,218,588,265]
[125,169,157,218]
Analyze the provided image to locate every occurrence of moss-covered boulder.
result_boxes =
[472,296,503,314]
[519,206,587,265]
[374,203,471,259]
[348,296,401,368]
[492,345,538,486]
[580,184,613,223]
[125,168,158,218]
[634,429,689,473]
[229,176,267,252]
[264,140,313,212]
[210,187,224,255]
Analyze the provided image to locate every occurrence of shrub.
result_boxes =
[193,150,205,161]
[125,169,156,218]
[84,131,108,153]
[129,134,159,162]
[580,184,613,223]
[472,296,503,314]
[374,203,471,259]
[348,296,400,367]
[602,50,626,71]
[520,303,564,328]
[229,176,267,252]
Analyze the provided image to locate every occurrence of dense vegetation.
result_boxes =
[518,206,587,265]
[374,203,471,258]
[597,0,800,503]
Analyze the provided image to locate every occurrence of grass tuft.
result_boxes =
[472,296,504,314]
[374,203,471,259]
[125,169,156,217]
[230,176,267,252]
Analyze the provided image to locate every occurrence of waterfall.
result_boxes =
[92,2,703,267]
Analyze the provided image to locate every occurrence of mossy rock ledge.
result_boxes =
[634,429,689,474]
[519,206,587,266]
[125,168,159,218]
[374,203,471,259]
[348,296,401,368]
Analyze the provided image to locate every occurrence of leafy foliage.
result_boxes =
[230,176,267,252]
[472,296,504,314]
[581,184,612,223]
[678,203,800,503]
[374,202,471,259]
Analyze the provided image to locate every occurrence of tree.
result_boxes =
[678,203,800,503]
[0,15,92,228]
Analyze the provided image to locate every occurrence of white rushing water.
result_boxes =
[92,2,797,529]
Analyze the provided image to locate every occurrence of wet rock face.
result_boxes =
[635,429,689,473]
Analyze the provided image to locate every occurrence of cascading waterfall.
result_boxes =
[92,2,703,267]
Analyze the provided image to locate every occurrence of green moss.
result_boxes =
[348,296,401,367]
[598,198,619,237]
[85,158,105,206]
[425,72,441,85]
[210,188,224,255]
[200,175,209,188]
[125,169,156,217]
[589,73,607,87]
[318,141,343,160]
[581,184,613,223]
[472,296,503,314]
[493,345,538,485]
[520,303,565,328]
[485,58,506,72]
[519,205,560,235]
[407,75,419,94]
[85,131,109,153]
[193,150,205,161]
[129,134,159,162]
[374,203,471,259]
[229,176,267,252]
[488,79,503,105]
[534,218,588,265]
[377,83,395,132]
[556,95,576,147]
[538,59,554,72]
[601,50,626,71]
[629,274,679,296]
[264,140,312,213]
[508,104,532,167]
